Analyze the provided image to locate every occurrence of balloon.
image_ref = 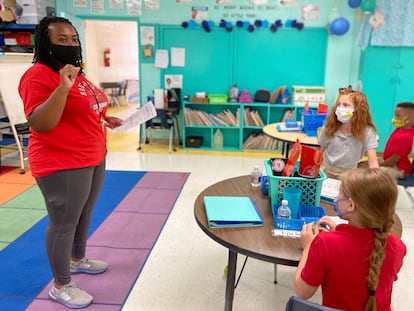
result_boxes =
[188,20,197,28]
[348,0,362,8]
[330,17,350,35]
[360,0,376,12]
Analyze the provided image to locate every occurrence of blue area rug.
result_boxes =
[0,170,189,311]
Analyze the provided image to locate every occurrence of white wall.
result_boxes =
[83,20,139,87]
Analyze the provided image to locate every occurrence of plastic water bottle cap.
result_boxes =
[282,199,288,205]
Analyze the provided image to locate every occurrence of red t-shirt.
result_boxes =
[18,63,108,177]
[301,224,406,311]
[383,128,414,175]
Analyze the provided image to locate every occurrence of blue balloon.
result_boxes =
[348,0,362,8]
[330,17,350,35]
[188,20,197,28]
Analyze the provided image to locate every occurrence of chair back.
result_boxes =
[285,296,343,311]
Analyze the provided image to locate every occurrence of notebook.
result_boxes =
[320,178,341,203]
[203,196,264,228]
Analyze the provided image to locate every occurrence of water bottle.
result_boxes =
[229,84,238,102]
[250,165,262,187]
[213,129,224,149]
[277,199,291,229]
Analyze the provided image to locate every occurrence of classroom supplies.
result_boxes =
[203,196,263,228]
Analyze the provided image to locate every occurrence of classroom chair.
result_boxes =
[285,296,343,311]
[0,63,32,174]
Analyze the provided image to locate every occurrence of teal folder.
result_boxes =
[203,196,263,228]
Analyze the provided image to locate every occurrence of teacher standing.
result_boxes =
[18,16,123,309]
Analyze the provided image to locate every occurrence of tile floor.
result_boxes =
[109,151,414,311]
[2,103,413,311]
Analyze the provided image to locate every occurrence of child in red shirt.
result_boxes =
[380,102,414,179]
[295,168,406,311]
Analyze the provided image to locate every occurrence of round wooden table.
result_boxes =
[194,175,402,311]
[262,122,319,157]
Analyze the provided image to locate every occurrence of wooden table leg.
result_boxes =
[225,250,237,311]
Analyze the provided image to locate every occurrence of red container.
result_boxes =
[299,145,323,178]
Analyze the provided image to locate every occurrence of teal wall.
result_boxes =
[55,0,363,106]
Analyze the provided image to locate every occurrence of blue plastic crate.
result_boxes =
[273,216,305,230]
[272,205,326,230]
[298,205,326,223]
[300,109,326,137]
[261,175,269,195]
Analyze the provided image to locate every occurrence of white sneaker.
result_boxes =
[48,282,93,309]
[70,257,108,274]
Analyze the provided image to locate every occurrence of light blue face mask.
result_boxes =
[333,197,350,217]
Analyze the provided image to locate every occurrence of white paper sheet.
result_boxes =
[111,102,157,135]
[155,49,169,68]
[171,48,185,67]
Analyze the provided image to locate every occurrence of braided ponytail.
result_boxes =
[341,168,397,311]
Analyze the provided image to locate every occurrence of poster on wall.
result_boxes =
[73,0,87,7]
[171,48,185,67]
[109,0,123,9]
[155,49,169,68]
[164,75,183,89]
[91,0,104,14]
[141,26,155,45]
[144,0,159,9]
[191,6,208,20]
[127,0,142,15]
[301,5,319,21]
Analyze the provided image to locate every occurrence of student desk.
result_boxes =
[194,175,402,311]
[262,122,319,158]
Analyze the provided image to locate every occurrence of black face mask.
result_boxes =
[50,44,82,67]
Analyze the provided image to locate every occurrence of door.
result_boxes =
[360,46,400,151]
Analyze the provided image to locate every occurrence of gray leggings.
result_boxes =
[36,160,105,286]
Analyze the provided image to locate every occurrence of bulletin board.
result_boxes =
[159,25,328,97]
[159,26,233,95]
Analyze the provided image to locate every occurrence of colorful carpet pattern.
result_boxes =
[0,167,189,310]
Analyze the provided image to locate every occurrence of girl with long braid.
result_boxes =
[294,168,406,310]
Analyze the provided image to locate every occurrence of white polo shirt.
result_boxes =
[318,126,378,169]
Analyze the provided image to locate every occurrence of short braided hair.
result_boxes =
[33,16,83,72]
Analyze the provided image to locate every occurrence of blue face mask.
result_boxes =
[334,197,350,217]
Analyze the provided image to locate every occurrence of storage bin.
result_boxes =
[186,136,203,148]
[298,205,326,223]
[300,109,326,137]
[261,175,269,195]
[208,94,228,104]
[273,216,305,230]
[264,159,327,215]
[272,205,326,230]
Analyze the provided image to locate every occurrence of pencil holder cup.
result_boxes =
[282,187,301,219]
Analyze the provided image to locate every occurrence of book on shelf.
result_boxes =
[253,110,265,126]
[204,196,263,228]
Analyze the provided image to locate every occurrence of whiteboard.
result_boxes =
[0,60,33,125]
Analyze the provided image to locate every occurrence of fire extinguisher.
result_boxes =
[104,48,111,67]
